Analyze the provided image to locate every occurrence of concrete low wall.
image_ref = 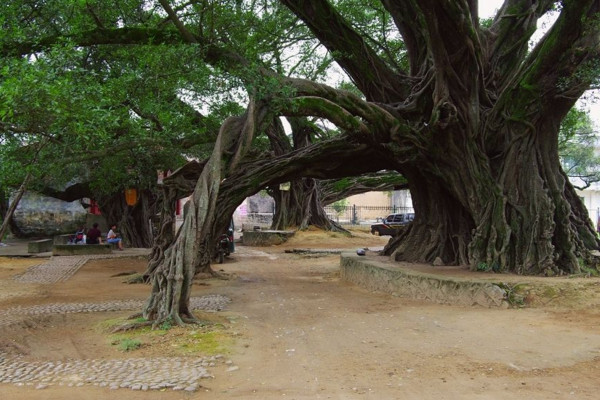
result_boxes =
[54,234,73,245]
[52,244,112,256]
[28,239,54,253]
[340,254,508,308]
[242,230,295,246]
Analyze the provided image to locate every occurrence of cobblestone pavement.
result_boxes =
[0,295,231,329]
[1,254,236,392]
[0,353,225,391]
[12,254,144,284]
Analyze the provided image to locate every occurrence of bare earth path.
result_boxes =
[1,231,600,399]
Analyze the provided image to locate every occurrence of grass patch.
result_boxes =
[176,329,233,355]
[97,314,234,356]
[117,338,141,352]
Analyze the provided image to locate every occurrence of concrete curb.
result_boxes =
[340,253,508,308]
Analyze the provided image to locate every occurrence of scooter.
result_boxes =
[215,222,235,264]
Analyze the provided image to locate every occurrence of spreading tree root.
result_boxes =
[110,271,138,278]
[209,270,233,280]
[124,274,145,284]
[111,314,213,333]
[111,321,154,333]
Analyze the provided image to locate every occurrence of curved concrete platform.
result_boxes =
[242,230,295,246]
[340,253,508,308]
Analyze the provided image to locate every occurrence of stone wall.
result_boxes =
[11,191,88,237]
[340,254,508,308]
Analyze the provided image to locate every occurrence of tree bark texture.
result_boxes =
[142,100,266,326]
[9,3,600,332]
[270,179,346,232]
[96,189,157,248]
[137,2,600,282]
[0,173,32,243]
[278,1,600,275]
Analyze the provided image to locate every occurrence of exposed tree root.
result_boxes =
[124,274,145,284]
[111,321,153,333]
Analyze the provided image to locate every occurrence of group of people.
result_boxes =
[71,223,124,250]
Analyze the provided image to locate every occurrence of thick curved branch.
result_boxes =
[483,0,555,91]
[282,96,371,138]
[381,0,430,75]
[283,77,412,140]
[416,0,483,111]
[0,26,250,74]
[38,182,92,202]
[320,172,408,205]
[279,0,410,103]
[266,117,293,156]
[489,0,600,146]
[157,0,198,44]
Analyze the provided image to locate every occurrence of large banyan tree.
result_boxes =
[3,0,600,325]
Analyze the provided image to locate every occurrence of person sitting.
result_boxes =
[86,223,102,245]
[71,226,86,244]
[106,224,124,250]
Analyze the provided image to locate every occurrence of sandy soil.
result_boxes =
[1,230,600,399]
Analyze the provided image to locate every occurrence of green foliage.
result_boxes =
[331,198,349,214]
[496,283,527,307]
[116,338,142,352]
[479,17,494,29]
[0,33,210,196]
[333,0,409,72]
[0,0,344,199]
[332,178,352,192]
[159,318,173,331]
[558,107,600,189]
[476,262,491,272]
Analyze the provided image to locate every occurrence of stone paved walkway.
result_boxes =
[12,254,145,284]
[0,253,236,392]
[0,353,224,391]
[12,256,87,284]
[0,295,231,329]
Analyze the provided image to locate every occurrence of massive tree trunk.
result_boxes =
[145,161,205,281]
[265,116,345,231]
[278,0,600,275]
[270,171,406,231]
[97,189,156,248]
[142,100,264,326]
[270,179,346,232]
[7,0,600,334]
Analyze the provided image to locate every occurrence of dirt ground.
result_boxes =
[1,230,600,399]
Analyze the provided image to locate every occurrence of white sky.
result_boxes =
[478,1,501,18]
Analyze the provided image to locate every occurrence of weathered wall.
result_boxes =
[340,254,507,308]
[242,230,295,246]
[11,191,88,237]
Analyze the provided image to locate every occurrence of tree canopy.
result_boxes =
[2,0,600,326]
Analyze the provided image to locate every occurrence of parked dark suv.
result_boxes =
[370,213,415,236]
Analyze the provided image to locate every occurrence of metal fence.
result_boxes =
[236,205,415,228]
[324,205,414,225]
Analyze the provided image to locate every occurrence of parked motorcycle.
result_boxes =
[215,221,235,264]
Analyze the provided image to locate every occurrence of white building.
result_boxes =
[577,182,600,229]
